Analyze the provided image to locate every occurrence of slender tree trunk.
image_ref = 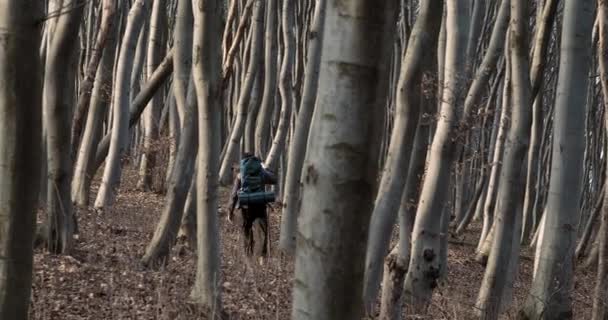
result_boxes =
[72,13,119,206]
[71,0,116,157]
[264,0,294,171]
[0,1,43,318]
[254,0,278,157]
[291,0,397,318]
[362,0,444,308]
[592,3,608,320]
[404,0,468,309]
[520,0,595,318]
[142,80,197,267]
[138,0,166,191]
[218,0,265,185]
[191,0,223,312]
[95,0,149,210]
[279,0,326,254]
[44,0,84,254]
[476,0,533,315]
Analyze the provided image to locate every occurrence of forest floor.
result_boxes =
[30,166,597,320]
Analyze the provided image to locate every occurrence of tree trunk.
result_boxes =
[142,80,197,268]
[291,0,397,318]
[44,0,84,254]
[254,0,278,157]
[191,0,223,312]
[218,0,265,185]
[476,0,533,315]
[94,0,149,211]
[279,0,326,254]
[72,12,120,206]
[264,0,295,171]
[138,0,166,191]
[362,0,444,308]
[404,0,468,309]
[0,1,43,318]
[520,0,595,318]
[71,0,116,157]
[592,3,608,320]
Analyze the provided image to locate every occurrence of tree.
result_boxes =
[520,0,595,318]
[291,0,397,318]
[404,0,468,309]
[191,0,223,312]
[43,0,84,254]
[363,0,444,310]
[0,2,43,318]
[94,0,149,210]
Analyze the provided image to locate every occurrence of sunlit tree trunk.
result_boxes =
[404,0,468,309]
[521,0,595,318]
[0,1,43,318]
[191,0,223,312]
[95,0,149,210]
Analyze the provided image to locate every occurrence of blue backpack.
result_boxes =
[238,156,275,206]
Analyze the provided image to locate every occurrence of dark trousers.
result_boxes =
[240,203,268,257]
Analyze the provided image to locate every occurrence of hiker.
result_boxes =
[228,153,277,260]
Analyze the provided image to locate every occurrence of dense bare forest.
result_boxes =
[0,0,606,319]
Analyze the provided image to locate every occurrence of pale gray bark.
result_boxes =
[142,79,197,267]
[44,0,84,253]
[72,14,119,206]
[404,0,468,309]
[521,0,595,318]
[264,0,295,171]
[191,0,223,311]
[0,1,43,318]
[476,0,533,314]
[95,0,149,210]
[218,0,264,185]
[254,0,278,156]
[279,0,326,254]
[291,0,397,318]
[138,0,166,191]
[362,0,444,308]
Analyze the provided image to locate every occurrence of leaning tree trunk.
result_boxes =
[72,12,120,207]
[137,0,166,191]
[403,0,468,310]
[592,2,608,320]
[279,0,327,254]
[520,0,595,318]
[142,80,197,268]
[291,0,397,318]
[95,0,149,211]
[44,0,84,254]
[218,0,265,185]
[254,0,278,157]
[191,0,223,312]
[362,0,444,308]
[71,0,116,157]
[475,0,533,316]
[264,0,295,171]
[0,1,43,318]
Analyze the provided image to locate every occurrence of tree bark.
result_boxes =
[191,0,223,312]
[404,0,468,309]
[44,0,84,254]
[362,0,444,308]
[94,0,150,210]
[0,1,43,318]
[279,0,326,254]
[520,0,595,318]
[291,0,397,318]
